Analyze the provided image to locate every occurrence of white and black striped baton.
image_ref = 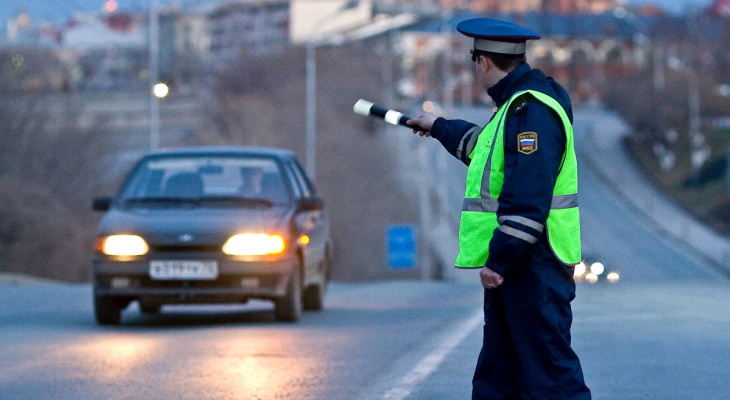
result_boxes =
[353,99,427,132]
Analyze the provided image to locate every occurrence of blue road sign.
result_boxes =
[386,225,416,269]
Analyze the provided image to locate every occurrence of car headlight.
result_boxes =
[97,235,149,256]
[222,233,285,256]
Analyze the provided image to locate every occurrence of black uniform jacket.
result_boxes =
[430,63,573,276]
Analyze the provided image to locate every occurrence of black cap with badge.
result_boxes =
[457,18,541,56]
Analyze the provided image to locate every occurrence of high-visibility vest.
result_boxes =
[455,89,581,268]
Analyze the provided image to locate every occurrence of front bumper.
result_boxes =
[92,253,296,304]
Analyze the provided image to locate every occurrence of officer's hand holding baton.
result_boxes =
[405,114,437,137]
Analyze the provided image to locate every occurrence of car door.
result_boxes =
[285,160,327,286]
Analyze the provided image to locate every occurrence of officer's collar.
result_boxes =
[487,63,532,109]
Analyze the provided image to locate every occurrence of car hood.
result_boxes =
[96,205,293,246]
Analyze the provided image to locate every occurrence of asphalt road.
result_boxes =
[2,106,730,399]
[0,280,486,400]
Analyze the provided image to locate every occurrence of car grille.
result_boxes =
[150,245,221,253]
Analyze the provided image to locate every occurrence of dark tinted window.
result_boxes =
[120,156,291,205]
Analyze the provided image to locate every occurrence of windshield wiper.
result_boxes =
[197,196,274,208]
[124,197,199,206]
[123,196,276,208]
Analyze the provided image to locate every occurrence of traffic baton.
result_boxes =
[353,99,427,131]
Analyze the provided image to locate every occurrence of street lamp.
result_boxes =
[305,0,360,182]
[153,83,169,98]
[668,57,708,182]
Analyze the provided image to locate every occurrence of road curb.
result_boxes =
[0,273,63,285]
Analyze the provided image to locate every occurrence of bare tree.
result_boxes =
[0,49,115,281]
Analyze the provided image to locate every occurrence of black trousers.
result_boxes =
[472,255,591,400]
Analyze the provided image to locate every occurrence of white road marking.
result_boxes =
[381,309,484,400]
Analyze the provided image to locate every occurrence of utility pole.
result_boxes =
[149,0,160,150]
[304,0,361,182]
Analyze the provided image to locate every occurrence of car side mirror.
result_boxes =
[92,196,114,212]
[298,196,324,211]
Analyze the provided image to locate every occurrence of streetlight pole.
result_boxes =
[668,57,708,182]
[304,0,360,182]
[149,0,160,150]
[614,6,663,92]
[687,70,701,143]
[305,40,317,181]
[686,68,707,181]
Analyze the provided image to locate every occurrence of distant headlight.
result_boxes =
[607,272,620,283]
[222,233,285,256]
[590,262,605,276]
[98,235,149,256]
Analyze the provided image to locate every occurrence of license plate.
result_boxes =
[149,260,219,280]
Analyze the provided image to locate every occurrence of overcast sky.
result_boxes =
[0,0,718,33]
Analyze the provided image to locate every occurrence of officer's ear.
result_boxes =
[477,54,490,73]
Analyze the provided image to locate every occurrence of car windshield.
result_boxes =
[118,155,291,207]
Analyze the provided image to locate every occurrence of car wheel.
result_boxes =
[275,264,302,322]
[303,285,324,311]
[94,295,123,325]
[303,256,328,311]
[139,301,161,315]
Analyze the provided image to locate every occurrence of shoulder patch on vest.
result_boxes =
[517,132,537,154]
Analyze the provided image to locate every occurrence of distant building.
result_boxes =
[159,5,211,91]
[62,15,146,51]
[375,0,617,14]
[438,0,618,14]
[61,14,147,91]
[396,11,661,105]
[5,11,60,46]
[207,0,290,71]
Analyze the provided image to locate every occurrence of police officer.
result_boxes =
[407,18,591,399]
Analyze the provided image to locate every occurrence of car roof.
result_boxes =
[143,146,297,160]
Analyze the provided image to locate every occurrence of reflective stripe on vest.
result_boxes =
[455,90,581,268]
